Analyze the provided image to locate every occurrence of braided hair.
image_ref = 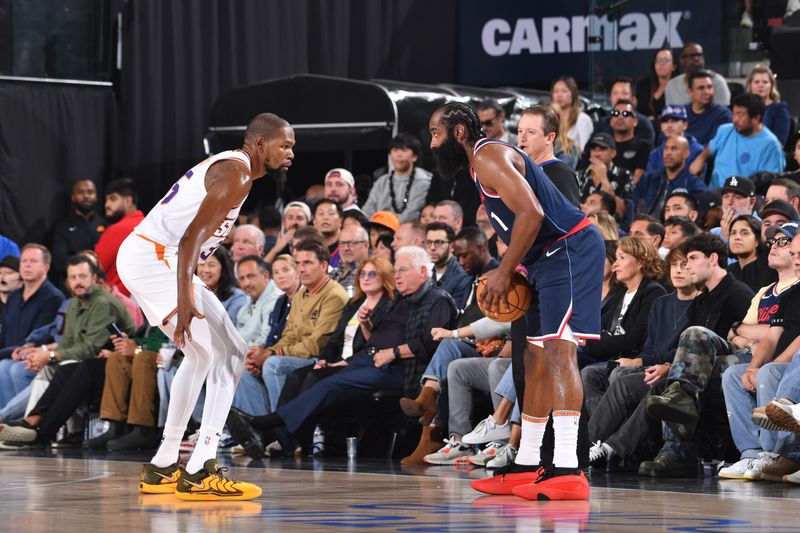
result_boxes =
[437,102,486,144]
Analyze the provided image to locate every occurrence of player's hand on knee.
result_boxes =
[173,302,206,349]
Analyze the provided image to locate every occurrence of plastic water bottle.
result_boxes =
[312,424,325,456]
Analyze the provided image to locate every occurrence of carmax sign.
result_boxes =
[457,1,720,85]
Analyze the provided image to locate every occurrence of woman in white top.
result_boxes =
[550,75,594,163]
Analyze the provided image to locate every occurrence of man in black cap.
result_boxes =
[714,176,757,241]
[0,256,22,337]
[760,200,800,241]
[577,133,632,217]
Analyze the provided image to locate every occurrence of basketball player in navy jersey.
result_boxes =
[429,103,604,500]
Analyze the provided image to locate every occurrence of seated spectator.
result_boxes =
[601,240,620,302]
[225,245,458,459]
[645,106,704,176]
[363,134,432,222]
[0,255,136,449]
[477,99,516,145]
[372,234,394,264]
[391,220,425,252]
[665,43,731,107]
[312,199,342,268]
[663,216,699,252]
[231,224,266,265]
[607,99,652,184]
[578,134,632,216]
[714,177,758,242]
[746,64,791,147]
[331,224,369,293]
[0,235,19,260]
[728,216,777,292]
[581,237,666,415]
[419,204,436,226]
[236,255,282,347]
[399,227,499,462]
[264,201,311,263]
[262,255,301,349]
[595,78,656,146]
[550,76,593,155]
[588,247,700,465]
[588,211,620,242]
[94,178,144,297]
[86,324,168,450]
[0,256,22,332]
[425,222,471,310]
[51,179,106,288]
[433,200,464,235]
[692,93,786,188]
[238,240,348,413]
[198,248,248,321]
[278,257,396,405]
[368,211,399,249]
[634,135,706,216]
[719,222,800,480]
[765,178,800,213]
[0,244,64,351]
[663,190,700,224]
[642,233,753,477]
[517,105,581,207]
[324,168,362,213]
[629,215,665,251]
[475,205,500,259]
[760,200,800,241]
[636,47,677,120]
[582,190,616,217]
[684,70,732,146]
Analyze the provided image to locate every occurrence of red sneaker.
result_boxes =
[512,468,590,501]
[470,465,543,495]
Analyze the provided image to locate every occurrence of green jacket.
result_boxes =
[57,285,136,362]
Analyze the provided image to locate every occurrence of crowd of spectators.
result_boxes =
[1,41,800,484]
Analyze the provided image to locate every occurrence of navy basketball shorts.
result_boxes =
[525,223,604,346]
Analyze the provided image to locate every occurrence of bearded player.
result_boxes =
[116,113,294,500]
[429,103,603,501]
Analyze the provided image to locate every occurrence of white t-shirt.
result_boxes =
[613,289,637,335]
[340,305,363,360]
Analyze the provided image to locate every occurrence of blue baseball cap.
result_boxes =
[660,105,688,121]
[769,221,799,240]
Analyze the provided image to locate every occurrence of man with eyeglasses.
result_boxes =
[331,224,370,292]
[665,43,731,107]
[594,77,656,146]
[477,100,516,145]
[425,222,471,310]
[718,222,800,481]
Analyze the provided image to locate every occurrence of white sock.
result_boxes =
[515,413,547,466]
[186,429,221,474]
[552,410,580,468]
[150,426,184,468]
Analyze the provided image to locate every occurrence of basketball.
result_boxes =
[476,270,532,322]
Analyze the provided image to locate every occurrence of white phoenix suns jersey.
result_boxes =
[135,150,251,262]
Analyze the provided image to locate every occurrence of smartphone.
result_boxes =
[106,322,124,337]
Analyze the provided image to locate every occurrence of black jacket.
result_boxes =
[687,273,754,337]
[582,279,666,360]
[319,294,394,364]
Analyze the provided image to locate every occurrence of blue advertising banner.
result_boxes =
[457,0,723,86]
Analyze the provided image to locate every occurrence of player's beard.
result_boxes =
[431,133,469,179]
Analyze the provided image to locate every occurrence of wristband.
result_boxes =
[452,329,460,339]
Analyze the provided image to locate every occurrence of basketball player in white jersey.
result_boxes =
[116,113,294,500]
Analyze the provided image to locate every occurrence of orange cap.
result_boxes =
[369,211,400,232]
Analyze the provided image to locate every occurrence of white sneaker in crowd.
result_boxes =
[423,437,475,465]
[743,451,780,480]
[719,457,757,480]
[485,443,517,470]
[468,441,506,466]
[462,415,511,445]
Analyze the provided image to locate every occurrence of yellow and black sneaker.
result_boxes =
[175,459,262,501]
[139,462,181,494]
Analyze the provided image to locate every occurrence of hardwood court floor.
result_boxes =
[2,452,800,532]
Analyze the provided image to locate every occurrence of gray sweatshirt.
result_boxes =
[362,167,432,222]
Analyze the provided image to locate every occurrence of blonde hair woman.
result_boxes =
[746,64,791,145]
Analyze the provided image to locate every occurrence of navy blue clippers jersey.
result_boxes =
[471,138,588,265]
[757,280,800,324]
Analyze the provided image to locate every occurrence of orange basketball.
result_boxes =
[476,271,532,322]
